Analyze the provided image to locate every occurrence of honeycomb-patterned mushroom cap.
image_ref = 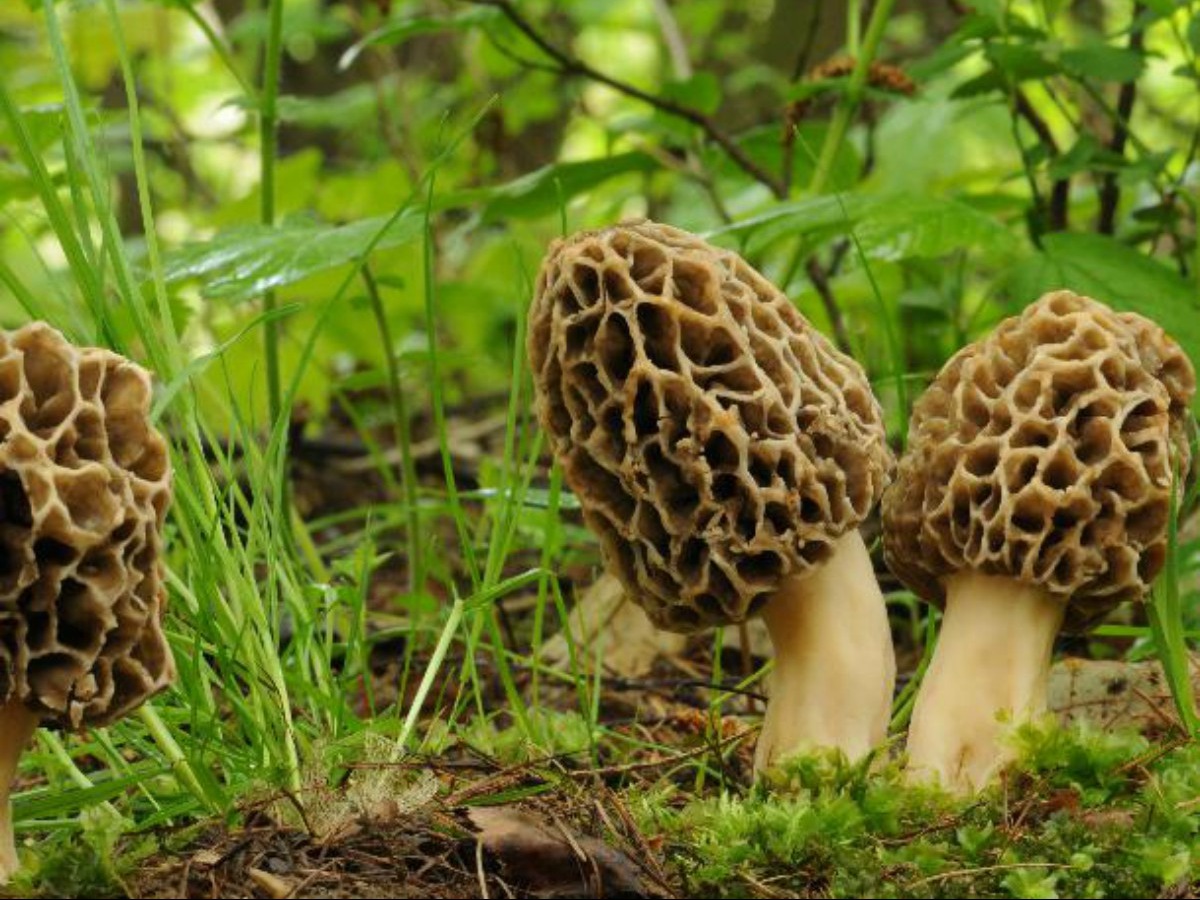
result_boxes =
[883,291,1196,632]
[0,324,174,728]
[529,220,893,632]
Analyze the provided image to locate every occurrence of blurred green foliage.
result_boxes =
[3,0,1198,430]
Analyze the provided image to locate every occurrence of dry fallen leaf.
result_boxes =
[541,574,687,679]
[467,805,647,898]
[247,866,294,899]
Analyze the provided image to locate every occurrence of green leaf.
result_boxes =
[662,72,722,116]
[853,196,1018,262]
[1060,44,1145,83]
[1046,134,1128,179]
[715,193,1015,262]
[990,43,1059,79]
[337,7,500,71]
[159,210,424,301]
[454,152,661,221]
[710,194,870,255]
[954,42,1059,97]
[1009,233,1200,375]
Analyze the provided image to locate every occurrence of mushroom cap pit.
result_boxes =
[0,324,174,728]
[528,220,893,632]
[882,290,1195,631]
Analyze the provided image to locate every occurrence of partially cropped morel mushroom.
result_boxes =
[0,323,173,880]
[883,291,1195,792]
[528,220,896,771]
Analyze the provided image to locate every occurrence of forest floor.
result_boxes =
[11,399,1200,900]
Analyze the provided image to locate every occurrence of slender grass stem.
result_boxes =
[362,264,423,597]
[808,0,896,195]
[259,0,285,430]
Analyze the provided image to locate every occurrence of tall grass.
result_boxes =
[1,1,1197,884]
[2,2,588,864]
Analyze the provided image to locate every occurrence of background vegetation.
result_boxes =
[0,0,1198,896]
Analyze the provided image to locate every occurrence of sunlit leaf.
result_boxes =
[453,152,661,221]
[1061,45,1145,83]
[159,210,423,301]
[1009,233,1200,374]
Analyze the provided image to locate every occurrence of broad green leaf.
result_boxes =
[852,196,1018,262]
[1060,45,1145,83]
[159,210,423,301]
[992,42,1059,79]
[662,72,722,116]
[953,42,1058,97]
[453,152,661,221]
[714,193,1015,262]
[710,194,870,256]
[1009,233,1200,374]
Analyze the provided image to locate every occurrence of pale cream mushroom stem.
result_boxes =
[904,573,1065,791]
[0,701,39,883]
[755,530,896,772]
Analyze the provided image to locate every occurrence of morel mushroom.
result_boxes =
[528,220,895,771]
[0,324,173,881]
[883,291,1195,791]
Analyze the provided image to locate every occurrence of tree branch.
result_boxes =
[466,0,788,198]
[1097,3,1145,235]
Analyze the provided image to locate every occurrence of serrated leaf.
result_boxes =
[1008,233,1200,376]
[1060,44,1145,83]
[160,210,424,301]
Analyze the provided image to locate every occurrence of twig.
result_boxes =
[805,255,854,354]
[1013,89,1069,231]
[465,0,787,197]
[790,1,826,81]
[1097,2,1145,235]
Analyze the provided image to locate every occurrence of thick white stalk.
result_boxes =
[755,530,896,772]
[905,572,1066,792]
[0,700,38,883]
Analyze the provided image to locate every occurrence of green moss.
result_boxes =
[639,724,1200,899]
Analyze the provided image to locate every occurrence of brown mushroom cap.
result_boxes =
[529,220,893,632]
[883,290,1196,631]
[0,324,174,728]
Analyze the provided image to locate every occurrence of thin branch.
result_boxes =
[466,0,787,197]
[1013,88,1069,232]
[790,0,826,81]
[805,255,854,354]
[1097,2,1146,235]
